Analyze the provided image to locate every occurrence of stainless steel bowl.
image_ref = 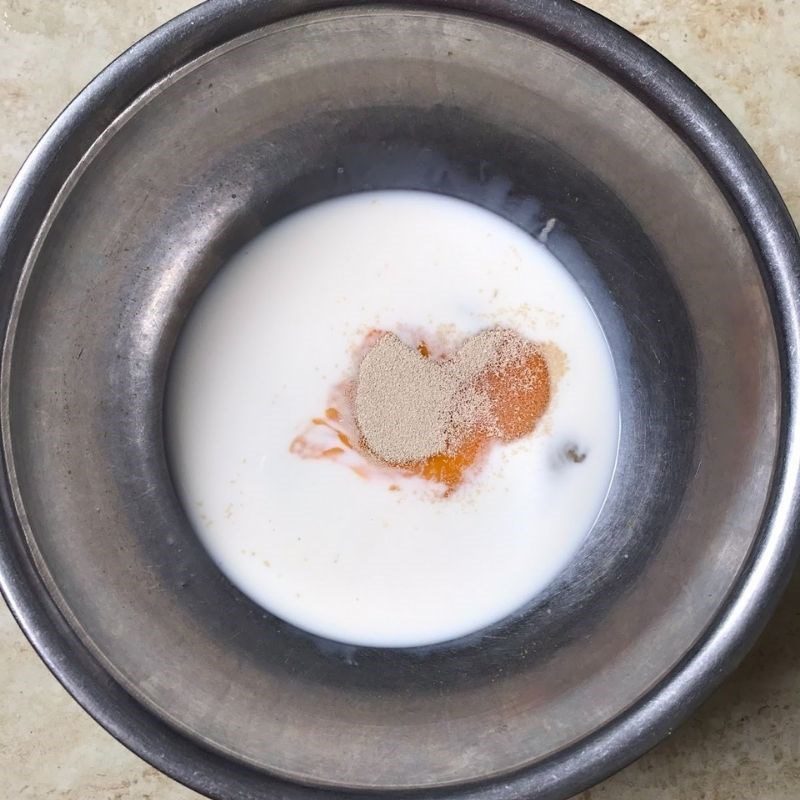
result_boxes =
[1,1,799,798]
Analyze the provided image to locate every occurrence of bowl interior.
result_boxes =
[3,7,779,790]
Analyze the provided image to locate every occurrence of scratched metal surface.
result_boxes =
[0,2,798,798]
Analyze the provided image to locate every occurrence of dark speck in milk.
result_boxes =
[566,446,587,463]
[551,443,588,469]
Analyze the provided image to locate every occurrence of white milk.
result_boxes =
[167,191,619,647]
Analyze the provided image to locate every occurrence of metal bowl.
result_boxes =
[1,1,799,798]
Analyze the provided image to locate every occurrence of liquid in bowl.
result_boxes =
[166,190,620,647]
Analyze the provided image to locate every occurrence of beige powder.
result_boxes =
[355,333,456,463]
[354,329,545,465]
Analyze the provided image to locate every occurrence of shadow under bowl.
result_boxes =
[1,2,799,799]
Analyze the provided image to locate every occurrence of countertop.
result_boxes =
[1,1,798,798]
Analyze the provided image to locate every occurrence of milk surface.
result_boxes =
[167,191,619,647]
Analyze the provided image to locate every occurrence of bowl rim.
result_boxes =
[1,1,799,798]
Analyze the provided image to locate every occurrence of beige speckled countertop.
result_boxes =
[1,1,799,798]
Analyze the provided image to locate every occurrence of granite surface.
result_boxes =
[1,1,798,798]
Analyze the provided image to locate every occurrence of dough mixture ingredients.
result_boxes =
[168,190,620,646]
[293,327,558,493]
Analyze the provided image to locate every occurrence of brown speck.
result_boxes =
[566,446,587,464]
